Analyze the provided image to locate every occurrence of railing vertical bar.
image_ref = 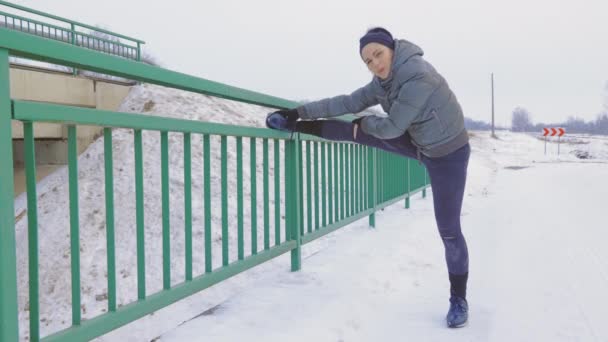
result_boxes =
[313,141,319,230]
[70,23,75,45]
[350,144,355,215]
[406,158,411,209]
[103,128,117,311]
[236,136,244,261]
[368,148,376,227]
[203,134,212,273]
[134,129,146,299]
[353,145,357,213]
[325,143,335,224]
[274,140,281,245]
[306,141,312,233]
[24,122,40,342]
[360,145,364,212]
[298,142,304,236]
[381,153,384,203]
[221,135,229,266]
[321,142,327,228]
[339,144,345,220]
[382,153,386,202]
[67,125,81,325]
[184,133,193,281]
[285,138,301,271]
[354,144,358,214]
[333,143,339,223]
[388,156,392,199]
[0,47,18,342]
[263,138,270,250]
[284,142,291,240]
[345,144,350,218]
[357,145,365,212]
[352,144,356,215]
[392,157,396,198]
[350,144,354,215]
[250,137,258,254]
[362,146,366,210]
[161,131,171,289]
[378,152,382,203]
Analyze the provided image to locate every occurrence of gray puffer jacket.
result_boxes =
[297,39,468,158]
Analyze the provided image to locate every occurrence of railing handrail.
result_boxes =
[0,0,145,44]
[0,10,140,51]
[13,100,291,140]
[0,26,295,109]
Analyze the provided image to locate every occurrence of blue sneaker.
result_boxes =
[446,296,468,328]
[266,111,297,132]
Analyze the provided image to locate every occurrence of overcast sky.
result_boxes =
[14,0,608,127]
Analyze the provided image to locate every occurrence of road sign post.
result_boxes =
[542,127,565,155]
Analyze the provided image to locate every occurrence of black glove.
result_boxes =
[266,108,300,132]
[276,108,300,123]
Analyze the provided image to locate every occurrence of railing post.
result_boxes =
[0,48,20,342]
[405,158,411,209]
[286,136,301,271]
[368,147,376,228]
[70,23,78,75]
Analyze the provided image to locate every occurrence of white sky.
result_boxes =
[13,0,608,127]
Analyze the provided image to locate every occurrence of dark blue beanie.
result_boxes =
[359,27,395,55]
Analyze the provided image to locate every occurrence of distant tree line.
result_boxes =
[464,117,509,131]
[509,82,608,135]
[510,107,608,135]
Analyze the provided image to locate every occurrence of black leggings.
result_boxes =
[296,120,470,276]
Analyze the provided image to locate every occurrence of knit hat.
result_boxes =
[359,27,395,55]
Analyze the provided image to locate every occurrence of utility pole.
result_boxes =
[491,73,496,138]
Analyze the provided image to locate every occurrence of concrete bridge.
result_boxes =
[10,63,132,196]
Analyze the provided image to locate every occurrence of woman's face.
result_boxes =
[361,43,394,80]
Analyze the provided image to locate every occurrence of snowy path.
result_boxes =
[158,146,608,341]
[470,162,608,341]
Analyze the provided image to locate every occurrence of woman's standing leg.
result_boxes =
[423,144,470,295]
[423,144,470,327]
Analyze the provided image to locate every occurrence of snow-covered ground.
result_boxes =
[13,83,608,341]
[157,132,608,342]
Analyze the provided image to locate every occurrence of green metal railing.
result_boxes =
[0,25,429,342]
[0,0,144,62]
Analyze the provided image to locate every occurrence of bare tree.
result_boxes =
[603,81,608,113]
[511,107,533,132]
[595,113,608,135]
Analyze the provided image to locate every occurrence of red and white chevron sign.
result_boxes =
[543,127,565,137]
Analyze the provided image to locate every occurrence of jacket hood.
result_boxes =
[392,39,424,68]
[378,39,424,89]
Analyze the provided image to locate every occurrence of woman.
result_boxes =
[266,27,470,328]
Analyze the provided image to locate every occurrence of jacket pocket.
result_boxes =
[430,109,447,133]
